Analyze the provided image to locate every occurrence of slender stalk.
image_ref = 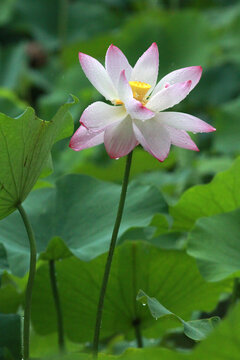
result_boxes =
[92,151,133,357]
[17,204,37,360]
[131,245,143,348]
[49,259,65,353]
[230,278,240,309]
[133,319,143,348]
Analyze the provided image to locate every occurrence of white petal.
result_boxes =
[104,116,138,158]
[80,101,127,131]
[118,70,155,121]
[152,66,202,97]
[156,112,216,133]
[69,126,104,151]
[105,44,132,89]
[79,52,118,101]
[147,81,192,112]
[133,118,171,162]
[166,126,199,151]
[131,43,159,89]
[118,69,134,102]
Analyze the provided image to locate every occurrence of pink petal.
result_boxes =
[166,126,199,151]
[79,52,118,101]
[69,126,104,151]
[80,101,127,131]
[105,44,132,89]
[131,43,159,89]
[147,80,192,112]
[156,112,216,133]
[118,70,155,121]
[152,66,202,97]
[104,116,138,158]
[133,118,171,162]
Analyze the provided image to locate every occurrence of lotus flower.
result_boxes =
[70,43,215,161]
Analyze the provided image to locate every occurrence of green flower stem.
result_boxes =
[133,318,143,348]
[230,278,240,309]
[17,204,37,360]
[92,151,133,357]
[49,259,65,353]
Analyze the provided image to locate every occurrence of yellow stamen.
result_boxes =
[129,81,151,102]
[113,81,151,106]
[115,99,123,105]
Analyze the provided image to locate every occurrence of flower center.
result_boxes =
[114,81,151,105]
[129,81,151,102]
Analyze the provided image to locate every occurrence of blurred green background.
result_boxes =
[0,0,240,194]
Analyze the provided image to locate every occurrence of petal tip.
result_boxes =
[109,154,120,159]
[69,138,77,151]
[193,65,203,80]
[78,52,86,63]
[108,44,115,50]
[157,153,169,162]
[195,65,203,78]
[204,124,216,133]
[156,157,164,163]
[195,65,202,73]
[199,124,216,133]
[190,65,202,73]
[149,148,169,162]
[143,42,159,57]
[150,42,159,54]
[107,44,122,54]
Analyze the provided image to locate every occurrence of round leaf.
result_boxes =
[188,209,240,281]
[0,175,166,276]
[0,96,76,220]
[31,242,227,342]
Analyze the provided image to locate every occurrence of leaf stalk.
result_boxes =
[92,151,133,357]
[17,203,37,360]
[49,259,66,353]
